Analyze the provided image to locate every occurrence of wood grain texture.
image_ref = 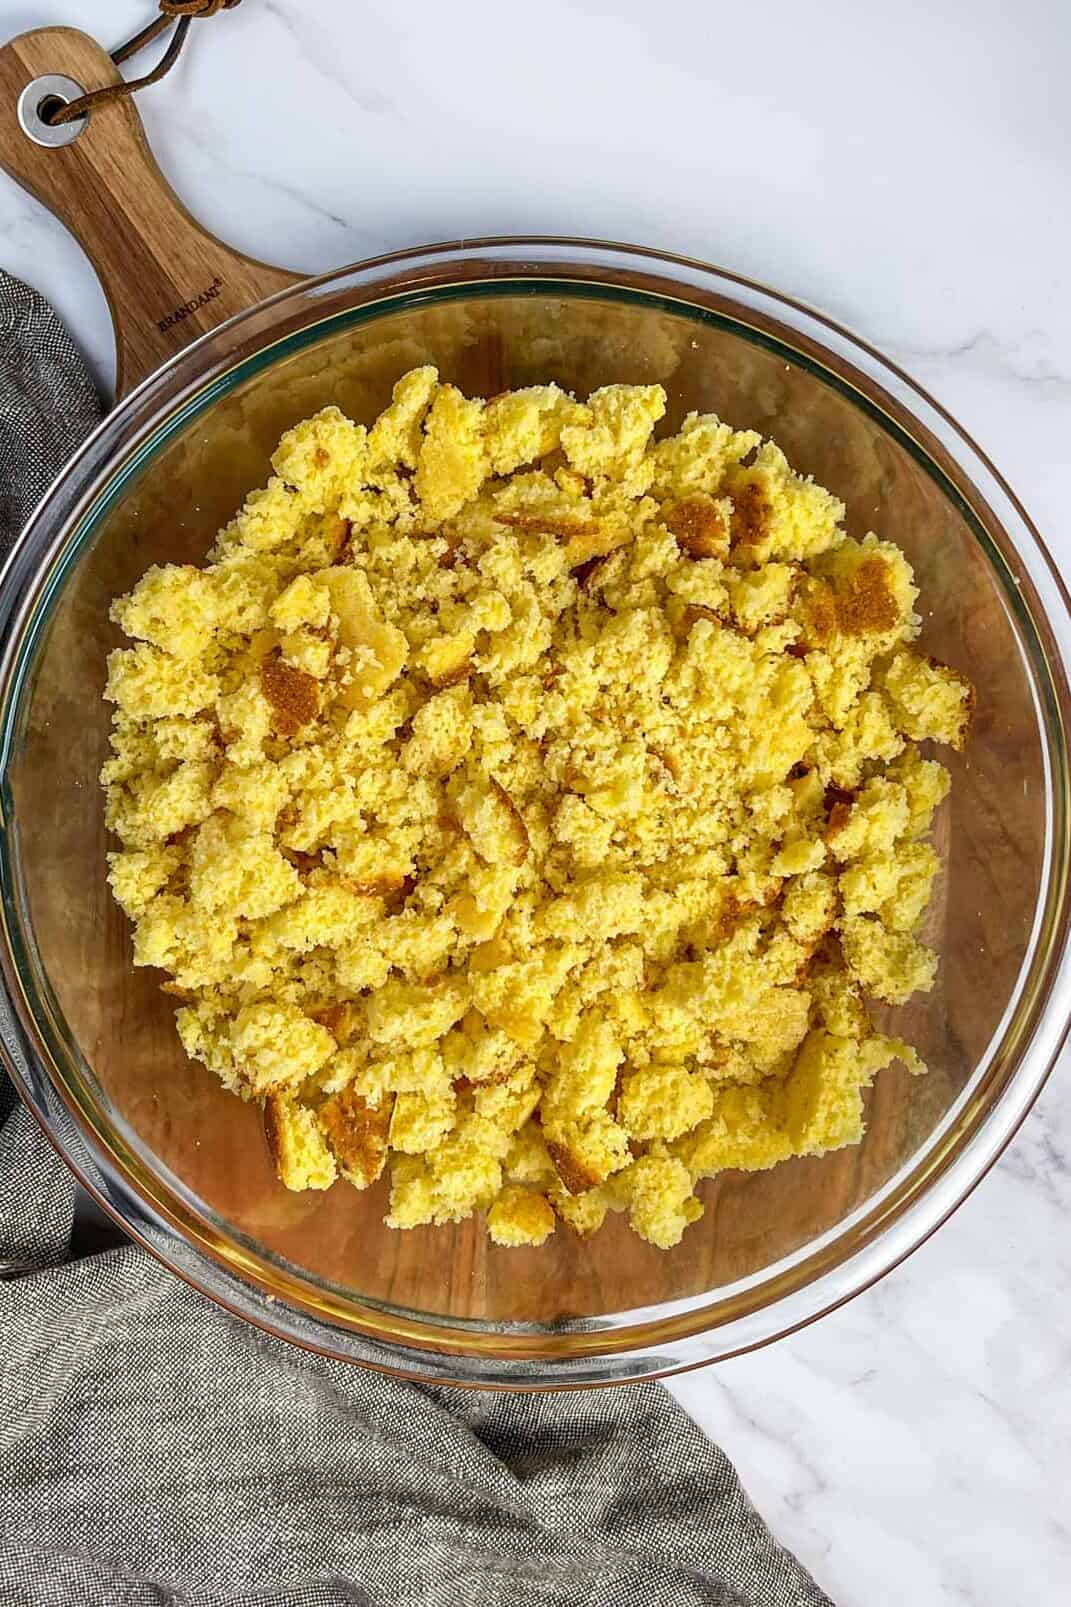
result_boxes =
[0,27,298,396]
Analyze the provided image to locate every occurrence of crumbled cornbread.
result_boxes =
[102,368,972,1250]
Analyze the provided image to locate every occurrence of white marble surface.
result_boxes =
[2,1,1070,1600]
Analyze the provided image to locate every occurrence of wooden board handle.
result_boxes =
[0,27,300,398]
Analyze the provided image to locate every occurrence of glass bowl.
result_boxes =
[1,240,1068,1388]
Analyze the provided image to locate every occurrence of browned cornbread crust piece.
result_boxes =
[102,370,972,1249]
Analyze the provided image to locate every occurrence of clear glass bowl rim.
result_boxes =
[0,236,1068,1389]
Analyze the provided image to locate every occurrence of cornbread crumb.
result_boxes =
[102,368,972,1250]
[487,1185,556,1246]
[318,1084,392,1188]
[552,1182,612,1237]
[231,1001,334,1095]
[264,1094,338,1190]
[106,642,216,719]
[386,1117,504,1226]
[111,565,216,660]
[839,917,938,1006]
[880,650,973,749]
[389,1086,456,1154]
[504,1121,557,1186]
[545,1111,631,1193]
[626,1153,703,1249]
[618,1064,714,1142]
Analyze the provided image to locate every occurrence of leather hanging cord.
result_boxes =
[47,1,242,125]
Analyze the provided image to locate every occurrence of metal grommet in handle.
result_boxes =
[16,74,89,147]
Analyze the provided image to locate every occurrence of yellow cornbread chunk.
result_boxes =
[618,1064,714,1142]
[879,650,973,749]
[264,1094,338,1190]
[230,1001,335,1096]
[626,1152,704,1249]
[105,642,217,719]
[111,565,217,660]
[839,918,939,1006]
[102,368,973,1251]
[487,1185,556,1247]
[389,1086,457,1155]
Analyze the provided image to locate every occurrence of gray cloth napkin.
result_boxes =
[0,268,833,1607]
